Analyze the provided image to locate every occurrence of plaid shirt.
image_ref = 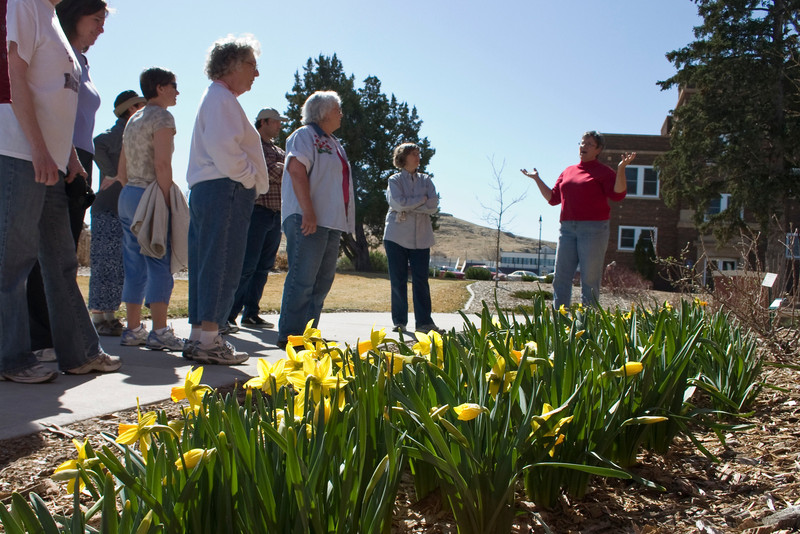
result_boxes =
[254,138,284,211]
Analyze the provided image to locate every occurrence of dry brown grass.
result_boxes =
[77,272,471,317]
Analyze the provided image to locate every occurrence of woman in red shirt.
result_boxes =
[522,131,635,308]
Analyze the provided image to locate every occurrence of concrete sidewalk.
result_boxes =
[0,312,475,441]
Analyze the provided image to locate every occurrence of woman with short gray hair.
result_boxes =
[301,91,341,125]
[277,90,355,349]
[185,34,269,364]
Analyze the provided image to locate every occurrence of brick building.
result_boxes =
[599,87,800,291]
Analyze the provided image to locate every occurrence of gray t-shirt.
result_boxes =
[122,104,175,188]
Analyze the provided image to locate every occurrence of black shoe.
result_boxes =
[241,315,274,328]
[277,339,287,350]
[219,321,239,335]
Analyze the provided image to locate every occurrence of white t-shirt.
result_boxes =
[0,0,81,169]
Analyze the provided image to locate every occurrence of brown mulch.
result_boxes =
[2,288,799,532]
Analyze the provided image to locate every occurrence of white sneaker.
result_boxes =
[121,325,149,346]
[193,335,249,365]
[146,326,185,351]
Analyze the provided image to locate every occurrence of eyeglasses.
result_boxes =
[243,60,258,70]
[168,82,178,90]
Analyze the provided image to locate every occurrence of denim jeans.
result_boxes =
[118,185,174,306]
[384,239,433,328]
[0,155,100,373]
[552,220,610,309]
[188,179,255,326]
[229,205,282,321]
[278,213,341,343]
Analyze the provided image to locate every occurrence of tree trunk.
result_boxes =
[342,225,372,272]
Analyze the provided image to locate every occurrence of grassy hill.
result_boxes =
[430,213,555,263]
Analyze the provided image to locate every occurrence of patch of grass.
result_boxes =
[77,272,471,317]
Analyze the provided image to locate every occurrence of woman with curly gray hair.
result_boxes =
[277,90,355,349]
[185,34,269,365]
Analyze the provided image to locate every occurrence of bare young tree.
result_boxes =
[480,156,527,288]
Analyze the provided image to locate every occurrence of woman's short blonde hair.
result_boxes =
[393,143,420,169]
[204,34,261,81]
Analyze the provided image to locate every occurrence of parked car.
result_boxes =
[438,266,465,279]
[472,265,507,281]
[507,270,538,281]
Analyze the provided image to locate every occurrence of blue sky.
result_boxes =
[85,0,701,242]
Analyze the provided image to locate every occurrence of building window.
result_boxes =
[711,258,738,271]
[787,232,800,259]
[624,166,659,198]
[618,226,657,252]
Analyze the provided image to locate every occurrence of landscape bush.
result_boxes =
[369,250,389,273]
[465,266,492,280]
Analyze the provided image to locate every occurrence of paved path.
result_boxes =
[0,312,474,441]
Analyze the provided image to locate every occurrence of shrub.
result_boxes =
[465,266,492,280]
[337,256,354,272]
[369,250,389,273]
[512,289,553,300]
[603,262,652,295]
[443,271,456,279]
[273,252,288,271]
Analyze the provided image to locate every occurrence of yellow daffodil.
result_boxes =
[52,439,90,493]
[357,325,386,356]
[116,399,158,459]
[453,403,487,421]
[244,358,287,395]
[284,344,305,371]
[287,354,344,402]
[663,301,673,312]
[414,330,444,367]
[558,304,568,316]
[694,298,708,307]
[287,319,322,350]
[171,367,212,414]
[383,351,416,375]
[485,356,516,398]
[175,448,215,471]
[600,361,644,379]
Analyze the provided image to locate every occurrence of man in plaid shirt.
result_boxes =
[226,108,288,330]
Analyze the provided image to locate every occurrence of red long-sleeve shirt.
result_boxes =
[549,159,625,221]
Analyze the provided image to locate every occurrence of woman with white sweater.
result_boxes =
[185,34,268,365]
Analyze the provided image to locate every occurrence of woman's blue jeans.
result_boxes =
[552,220,610,309]
[118,185,174,306]
[277,213,341,343]
[384,239,432,328]
[0,156,100,372]
[188,179,255,326]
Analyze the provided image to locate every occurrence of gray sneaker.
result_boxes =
[1,363,58,384]
[182,339,198,360]
[121,325,149,346]
[193,335,249,365]
[65,350,122,375]
[96,318,124,336]
[146,326,184,351]
[34,348,57,362]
